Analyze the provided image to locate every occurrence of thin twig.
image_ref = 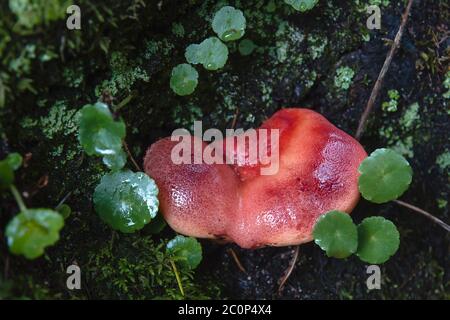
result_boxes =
[394,200,450,232]
[278,246,300,295]
[230,108,240,130]
[55,191,72,211]
[123,140,141,171]
[227,248,247,273]
[350,0,447,233]
[355,0,414,140]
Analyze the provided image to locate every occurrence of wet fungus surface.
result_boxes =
[144,108,367,248]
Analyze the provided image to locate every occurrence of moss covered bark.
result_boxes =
[0,0,448,299]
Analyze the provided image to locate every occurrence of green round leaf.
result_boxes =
[166,235,202,270]
[102,148,127,171]
[238,39,257,56]
[313,210,358,259]
[170,63,199,96]
[284,0,319,12]
[0,160,14,189]
[358,148,413,204]
[5,209,64,259]
[356,217,400,264]
[5,153,23,170]
[78,102,126,156]
[198,37,229,71]
[212,6,246,42]
[185,44,202,65]
[57,204,72,219]
[93,170,159,233]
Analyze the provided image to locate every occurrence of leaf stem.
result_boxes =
[170,259,185,297]
[10,185,27,212]
[393,200,450,232]
[123,140,141,172]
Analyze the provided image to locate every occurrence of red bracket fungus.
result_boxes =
[144,108,367,248]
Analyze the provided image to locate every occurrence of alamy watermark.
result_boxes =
[170,121,280,176]
[366,265,381,290]
[367,5,381,30]
[66,264,81,290]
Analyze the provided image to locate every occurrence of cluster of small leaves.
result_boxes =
[314,148,412,264]
[9,0,72,31]
[77,101,205,295]
[313,211,400,264]
[443,71,450,99]
[382,89,400,112]
[78,102,161,234]
[284,0,319,12]
[185,38,229,71]
[170,6,246,96]
[1,153,65,259]
[334,66,355,91]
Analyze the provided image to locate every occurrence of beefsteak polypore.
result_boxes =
[144,108,367,248]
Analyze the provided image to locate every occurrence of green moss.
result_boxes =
[391,136,414,158]
[40,101,79,139]
[63,66,84,88]
[83,234,221,299]
[382,89,400,112]
[9,0,72,30]
[443,71,450,99]
[436,151,450,171]
[172,103,204,130]
[274,21,305,63]
[334,66,355,91]
[95,51,149,97]
[144,39,175,59]
[437,198,447,209]
[172,22,185,38]
[307,34,328,60]
[400,102,420,129]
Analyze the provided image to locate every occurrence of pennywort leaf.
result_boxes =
[184,38,229,71]
[6,209,64,259]
[238,39,257,56]
[5,153,23,170]
[170,63,199,96]
[284,0,319,12]
[93,170,159,233]
[166,235,202,270]
[358,148,413,204]
[185,44,203,65]
[0,153,22,189]
[198,37,229,71]
[212,6,246,42]
[356,217,400,264]
[78,102,126,157]
[313,210,358,259]
[0,160,14,189]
